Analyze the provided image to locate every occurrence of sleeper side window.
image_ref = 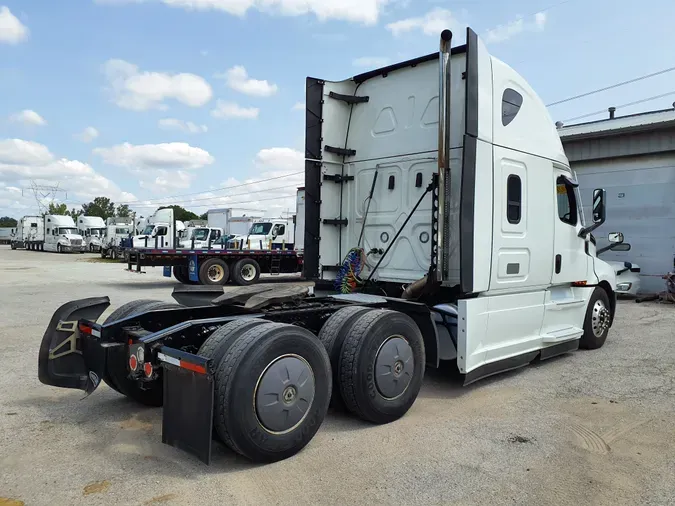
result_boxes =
[506,175,521,224]
[556,176,578,226]
[502,88,523,126]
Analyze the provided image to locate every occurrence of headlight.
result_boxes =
[616,282,632,291]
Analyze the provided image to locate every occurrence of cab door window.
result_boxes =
[556,176,578,226]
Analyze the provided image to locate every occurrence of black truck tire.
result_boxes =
[10,243,16,250]
[110,248,117,260]
[579,288,612,350]
[213,322,331,463]
[100,249,107,259]
[173,265,190,284]
[231,258,261,286]
[338,309,425,424]
[318,305,374,408]
[102,299,181,406]
[198,258,230,285]
[197,318,267,370]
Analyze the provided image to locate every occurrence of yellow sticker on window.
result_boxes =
[556,184,566,195]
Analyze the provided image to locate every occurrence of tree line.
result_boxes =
[1,197,205,227]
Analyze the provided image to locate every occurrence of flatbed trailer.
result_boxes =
[124,247,303,286]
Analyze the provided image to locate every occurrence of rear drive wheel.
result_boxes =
[198,319,267,371]
[100,249,107,259]
[10,243,16,250]
[339,309,425,424]
[102,299,181,405]
[231,258,260,286]
[172,265,189,284]
[110,248,118,260]
[318,305,374,408]
[213,322,331,463]
[580,288,611,350]
[57,244,61,253]
[198,258,230,285]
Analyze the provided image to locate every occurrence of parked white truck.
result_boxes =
[10,215,43,250]
[39,28,621,466]
[130,208,184,249]
[43,215,85,253]
[77,216,106,252]
[228,218,295,250]
[100,217,133,260]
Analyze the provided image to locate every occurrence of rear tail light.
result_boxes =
[129,354,138,371]
[143,362,153,377]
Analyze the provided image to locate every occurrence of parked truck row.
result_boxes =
[10,215,85,252]
[39,28,625,468]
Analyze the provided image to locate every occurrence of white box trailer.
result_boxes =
[207,209,232,235]
[294,187,305,251]
[38,28,623,467]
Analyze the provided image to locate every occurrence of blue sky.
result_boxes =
[1,0,675,218]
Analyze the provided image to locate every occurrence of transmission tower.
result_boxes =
[23,180,68,214]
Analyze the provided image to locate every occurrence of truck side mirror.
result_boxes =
[608,232,624,244]
[592,188,606,224]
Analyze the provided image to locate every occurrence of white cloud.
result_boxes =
[74,126,100,143]
[9,110,47,127]
[211,100,259,119]
[353,56,390,68]
[158,118,208,133]
[143,169,195,191]
[102,59,213,111]
[0,6,29,45]
[292,101,305,111]
[255,147,304,172]
[0,138,136,216]
[386,8,463,37]
[217,65,278,97]
[93,142,214,170]
[485,12,547,44]
[95,0,387,25]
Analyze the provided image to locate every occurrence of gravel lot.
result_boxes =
[1,246,674,506]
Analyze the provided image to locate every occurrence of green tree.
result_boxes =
[158,205,199,222]
[47,202,69,215]
[69,208,83,219]
[116,204,131,218]
[82,197,116,219]
[0,216,18,227]
[199,212,208,220]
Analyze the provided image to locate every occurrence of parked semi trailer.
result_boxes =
[100,217,133,260]
[38,28,621,466]
[10,215,42,250]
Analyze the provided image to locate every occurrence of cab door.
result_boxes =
[551,167,588,285]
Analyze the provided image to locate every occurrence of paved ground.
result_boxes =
[0,246,674,506]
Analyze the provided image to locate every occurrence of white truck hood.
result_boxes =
[606,260,640,272]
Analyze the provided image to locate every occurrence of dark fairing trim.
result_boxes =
[459,27,480,294]
[460,136,477,293]
[353,45,467,84]
[303,77,324,280]
[463,350,539,386]
[539,339,579,360]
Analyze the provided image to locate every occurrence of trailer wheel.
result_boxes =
[318,305,374,408]
[580,288,611,350]
[10,243,16,250]
[110,248,118,260]
[198,319,267,370]
[199,258,230,285]
[102,299,181,405]
[100,249,107,259]
[214,322,331,463]
[338,309,425,424]
[172,265,189,284]
[231,258,260,286]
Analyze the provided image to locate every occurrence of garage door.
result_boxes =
[574,154,675,294]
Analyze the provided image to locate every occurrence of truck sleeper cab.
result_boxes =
[37,28,618,467]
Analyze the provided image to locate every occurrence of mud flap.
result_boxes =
[158,347,214,465]
[38,297,110,391]
[171,285,224,307]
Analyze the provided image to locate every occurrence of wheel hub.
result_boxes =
[374,336,414,400]
[255,355,315,434]
[241,264,255,281]
[591,300,610,337]
[208,265,223,282]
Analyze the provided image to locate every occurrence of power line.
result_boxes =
[561,90,675,123]
[547,66,675,107]
[131,192,299,210]
[116,170,304,205]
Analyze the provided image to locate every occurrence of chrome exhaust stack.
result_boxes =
[437,29,452,282]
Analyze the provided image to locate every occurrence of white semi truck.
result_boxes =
[100,217,133,260]
[10,216,43,250]
[77,216,106,252]
[130,208,185,249]
[42,215,85,253]
[228,218,295,250]
[39,28,620,466]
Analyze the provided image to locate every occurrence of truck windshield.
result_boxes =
[59,227,78,235]
[89,229,102,236]
[192,228,209,240]
[115,227,129,235]
[141,225,155,235]
[249,223,272,235]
